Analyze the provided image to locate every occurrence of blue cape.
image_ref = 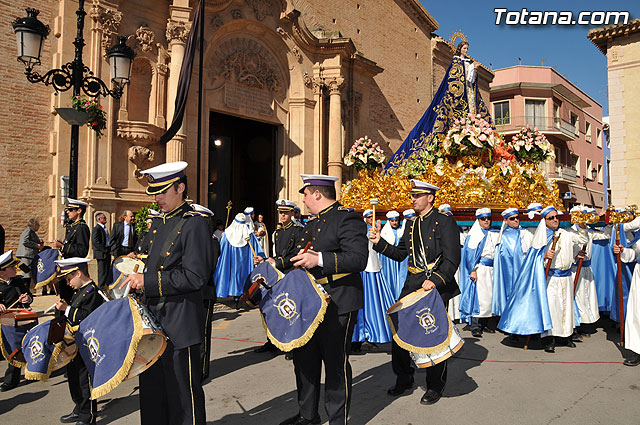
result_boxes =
[379,227,408,300]
[498,229,554,335]
[458,229,489,324]
[492,227,524,316]
[215,233,265,298]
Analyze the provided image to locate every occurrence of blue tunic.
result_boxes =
[379,227,409,300]
[492,227,524,316]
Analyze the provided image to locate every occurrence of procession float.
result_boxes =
[340,34,563,224]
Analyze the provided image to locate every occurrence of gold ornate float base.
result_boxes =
[340,162,563,212]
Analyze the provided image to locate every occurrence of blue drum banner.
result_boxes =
[1,318,37,367]
[22,320,62,380]
[260,269,329,352]
[387,289,456,354]
[244,262,284,306]
[34,248,60,289]
[76,297,143,399]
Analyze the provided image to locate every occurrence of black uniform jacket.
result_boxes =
[374,208,461,303]
[62,219,90,258]
[294,202,368,315]
[142,203,213,349]
[273,221,305,273]
[0,276,32,308]
[66,281,104,328]
[109,221,139,256]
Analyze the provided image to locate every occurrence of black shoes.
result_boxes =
[60,413,80,423]
[0,383,16,392]
[284,352,294,361]
[387,377,414,396]
[624,353,640,367]
[471,329,483,337]
[279,413,321,425]
[420,389,442,405]
[254,342,277,353]
[483,327,496,334]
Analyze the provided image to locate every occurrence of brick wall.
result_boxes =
[0,1,54,247]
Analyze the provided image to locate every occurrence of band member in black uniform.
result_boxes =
[255,199,305,357]
[52,199,90,259]
[122,162,213,425]
[369,179,461,406]
[55,258,105,425]
[0,251,33,392]
[279,174,368,425]
[189,203,219,382]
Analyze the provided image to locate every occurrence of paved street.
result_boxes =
[1,295,639,424]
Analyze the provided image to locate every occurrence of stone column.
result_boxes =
[327,77,345,197]
[165,5,191,161]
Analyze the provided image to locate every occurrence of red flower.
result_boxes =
[92,121,98,126]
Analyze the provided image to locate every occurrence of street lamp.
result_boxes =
[12,3,135,199]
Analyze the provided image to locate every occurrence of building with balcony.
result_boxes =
[490,66,605,211]
[589,19,640,207]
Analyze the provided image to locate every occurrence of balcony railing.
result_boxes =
[494,115,576,140]
[552,163,578,183]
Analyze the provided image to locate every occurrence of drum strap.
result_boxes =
[153,216,188,310]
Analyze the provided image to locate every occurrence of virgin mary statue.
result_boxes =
[384,40,493,173]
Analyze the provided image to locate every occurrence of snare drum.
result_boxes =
[53,326,78,372]
[22,319,75,380]
[387,289,464,368]
[0,309,38,327]
[127,297,167,379]
[108,256,146,299]
[76,297,167,399]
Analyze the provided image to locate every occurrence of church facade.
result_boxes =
[0,0,493,245]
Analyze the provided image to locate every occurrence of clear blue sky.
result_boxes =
[420,1,638,116]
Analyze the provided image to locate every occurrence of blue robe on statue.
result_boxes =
[352,225,395,344]
[458,229,488,324]
[379,227,409,300]
[383,56,493,173]
[215,233,265,298]
[498,228,554,335]
[492,226,524,316]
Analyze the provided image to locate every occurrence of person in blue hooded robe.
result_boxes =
[215,213,265,299]
[384,41,492,173]
[492,208,533,318]
[459,209,499,337]
[352,209,395,351]
[379,210,408,300]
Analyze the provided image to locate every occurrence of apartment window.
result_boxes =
[597,128,602,148]
[586,159,593,179]
[494,101,510,125]
[597,164,603,184]
[573,154,580,175]
[570,112,579,136]
[525,99,545,128]
[585,122,591,142]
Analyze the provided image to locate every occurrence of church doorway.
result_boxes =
[208,111,278,232]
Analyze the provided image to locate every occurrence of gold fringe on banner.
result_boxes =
[89,297,144,400]
[262,270,330,352]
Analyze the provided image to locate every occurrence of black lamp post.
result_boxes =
[12,3,135,199]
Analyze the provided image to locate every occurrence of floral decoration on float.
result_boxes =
[340,114,563,212]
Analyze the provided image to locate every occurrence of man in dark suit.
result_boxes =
[279,174,368,425]
[91,212,110,288]
[122,162,213,425]
[370,179,461,406]
[109,210,138,258]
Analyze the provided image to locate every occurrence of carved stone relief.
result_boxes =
[135,26,155,53]
[231,9,243,20]
[245,0,273,21]
[89,4,123,49]
[303,72,313,88]
[210,14,224,29]
[166,19,191,44]
[128,145,155,178]
[209,38,283,96]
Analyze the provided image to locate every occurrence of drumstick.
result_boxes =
[44,303,57,314]
[294,241,313,271]
[123,264,140,298]
[7,298,22,309]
